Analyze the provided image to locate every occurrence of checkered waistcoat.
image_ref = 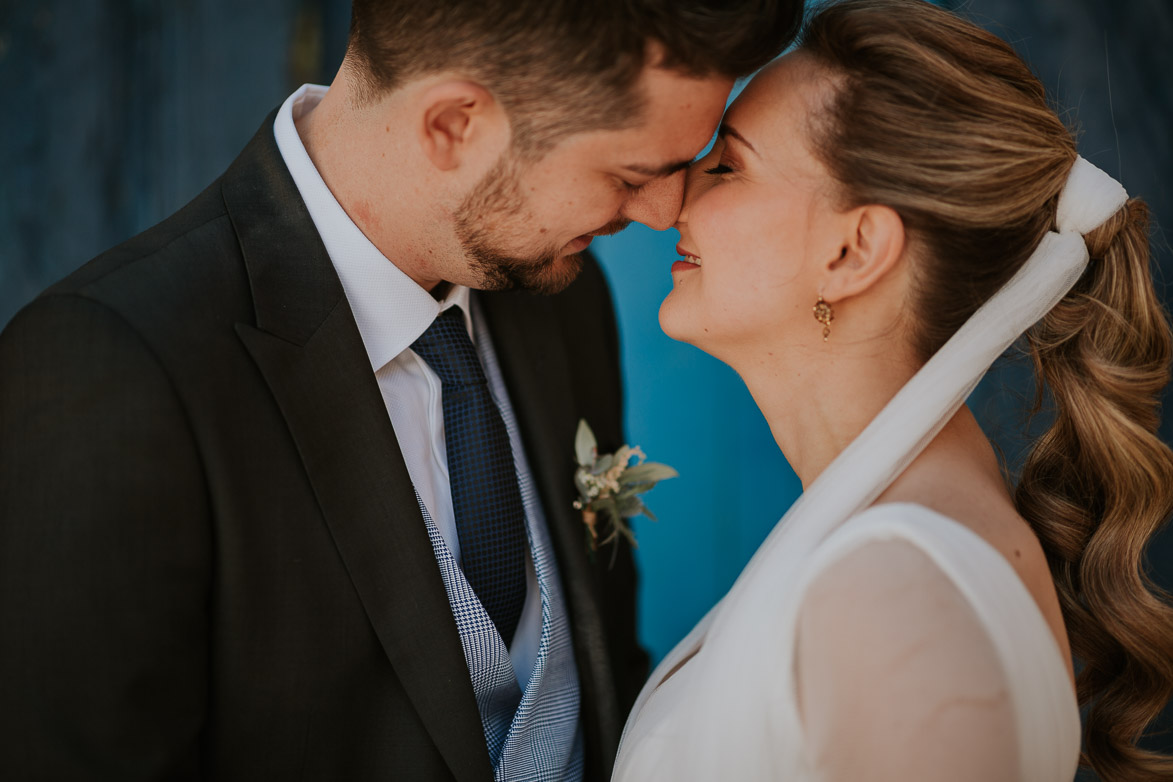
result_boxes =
[419,495,584,782]
[415,301,584,781]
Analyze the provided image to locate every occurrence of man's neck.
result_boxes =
[295,83,447,293]
[430,281,454,301]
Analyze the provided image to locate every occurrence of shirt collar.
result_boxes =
[273,84,474,371]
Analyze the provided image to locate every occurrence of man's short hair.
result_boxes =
[346,0,803,155]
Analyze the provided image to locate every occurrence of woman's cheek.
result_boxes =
[698,185,757,250]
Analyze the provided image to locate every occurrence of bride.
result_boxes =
[613,1,1173,780]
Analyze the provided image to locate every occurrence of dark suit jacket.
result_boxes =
[0,115,648,781]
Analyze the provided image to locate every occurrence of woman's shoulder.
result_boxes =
[802,502,1043,626]
[795,503,1081,781]
[841,499,1071,666]
[804,501,1077,694]
[814,501,1028,586]
[802,503,1015,651]
[796,518,1023,780]
[837,501,991,547]
[815,502,1057,635]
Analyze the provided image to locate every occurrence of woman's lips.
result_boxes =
[566,234,594,252]
[672,243,701,274]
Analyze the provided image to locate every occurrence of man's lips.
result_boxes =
[567,219,633,253]
[593,217,632,237]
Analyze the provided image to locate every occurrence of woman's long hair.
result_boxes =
[801,1,1173,778]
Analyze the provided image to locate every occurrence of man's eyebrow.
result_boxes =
[621,159,694,178]
[717,123,757,154]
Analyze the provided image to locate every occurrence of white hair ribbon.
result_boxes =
[1057,156,1130,236]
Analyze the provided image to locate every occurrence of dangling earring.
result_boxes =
[813,295,834,342]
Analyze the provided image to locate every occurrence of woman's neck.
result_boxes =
[732,338,919,488]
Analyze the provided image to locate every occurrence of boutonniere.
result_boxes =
[572,419,678,557]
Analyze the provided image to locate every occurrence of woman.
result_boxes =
[613,1,1173,780]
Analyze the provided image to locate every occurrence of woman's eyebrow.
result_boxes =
[718,122,757,154]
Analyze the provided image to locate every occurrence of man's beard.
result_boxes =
[454,153,628,295]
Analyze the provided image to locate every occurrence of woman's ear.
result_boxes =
[820,205,905,303]
[417,79,508,171]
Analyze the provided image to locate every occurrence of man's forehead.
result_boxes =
[610,117,720,178]
[538,70,730,175]
[555,120,701,170]
[635,70,734,158]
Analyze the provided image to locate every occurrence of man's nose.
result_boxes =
[620,170,686,231]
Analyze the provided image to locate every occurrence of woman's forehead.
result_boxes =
[732,56,823,126]
[725,53,832,161]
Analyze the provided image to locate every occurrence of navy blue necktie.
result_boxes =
[410,307,528,646]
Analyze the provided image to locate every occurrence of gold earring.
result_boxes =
[813,295,834,342]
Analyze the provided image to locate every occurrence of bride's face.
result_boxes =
[660,53,846,359]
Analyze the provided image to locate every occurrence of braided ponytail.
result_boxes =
[1017,198,1173,780]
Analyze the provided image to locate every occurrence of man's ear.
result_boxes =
[820,205,905,303]
[417,79,508,171]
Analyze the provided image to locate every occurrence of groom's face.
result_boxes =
[454,66,733,294]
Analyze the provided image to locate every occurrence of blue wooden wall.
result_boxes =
[0,0,350,311]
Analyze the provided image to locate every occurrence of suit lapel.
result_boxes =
[222,116,491,782]
[477,289,623,772]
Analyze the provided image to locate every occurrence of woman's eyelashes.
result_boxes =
[704,162,733,176]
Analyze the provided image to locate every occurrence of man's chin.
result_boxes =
[514,252,585,295]
[470,250,585,296]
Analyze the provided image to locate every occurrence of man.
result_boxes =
[0,1,801,779]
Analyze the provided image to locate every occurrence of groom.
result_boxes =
[0,1,800,780]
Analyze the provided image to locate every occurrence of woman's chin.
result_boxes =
[658,295,700,345]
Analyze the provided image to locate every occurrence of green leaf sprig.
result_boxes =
[572,419,678,554]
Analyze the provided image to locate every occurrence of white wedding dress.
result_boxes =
[613,158,1127,782]
[612,503,1081,781]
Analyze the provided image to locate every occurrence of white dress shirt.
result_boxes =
[273,84,541,689]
